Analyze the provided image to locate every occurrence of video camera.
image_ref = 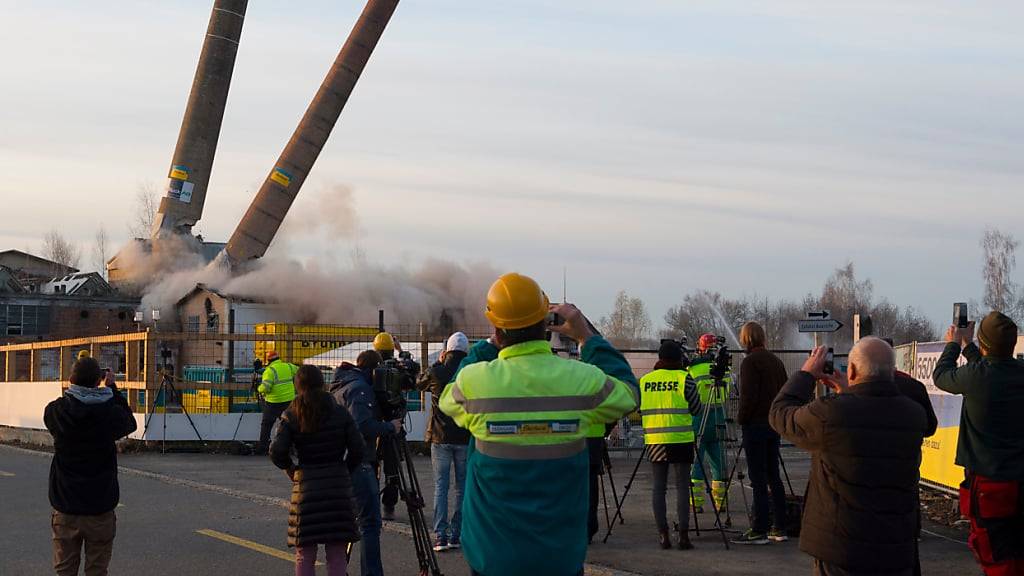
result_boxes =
[709,344,732,382]
[374,354,420,419]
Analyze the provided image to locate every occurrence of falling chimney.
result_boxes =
[152,0,248,238]
[221,0,400,264]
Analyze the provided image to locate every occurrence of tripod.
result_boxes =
[381,433,444,576]
[722,435,797,529]
[602,442,730,549]
[598,444,622,532]
[142,369,206,453]
[691,376,735,530]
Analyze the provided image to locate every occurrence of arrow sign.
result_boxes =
[798,319,844,333]
[807,310,830,319]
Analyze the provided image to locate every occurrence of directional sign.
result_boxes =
[807,310,831,319]
[798,319,843,333]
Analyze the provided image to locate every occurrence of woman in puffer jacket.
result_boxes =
[271,365,365,576]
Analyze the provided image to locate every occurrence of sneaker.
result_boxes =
[432,538,448,552]
[448,537,460,549]
[731,529,769,545]
[768,528,789,542]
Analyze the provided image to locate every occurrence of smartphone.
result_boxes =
[823,348,835,375]
[953,302,968,328]
[547,312,564,327]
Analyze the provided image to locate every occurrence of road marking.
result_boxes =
[196,529,294,563]
[0,471,14,477]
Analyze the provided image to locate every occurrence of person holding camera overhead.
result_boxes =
[689,333,731,515]
[639,340,702,550]
[732,322,789,545]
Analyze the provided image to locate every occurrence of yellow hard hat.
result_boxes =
[485,272,550,329]
[373,332,395,352]
[77,350,90,360]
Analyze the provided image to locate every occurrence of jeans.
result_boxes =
[651,462,692,532]
[295,543,347,576]
[259,400,290,454]
[351,463,384,576]
[52,510,116,576]
[431,444,467,542]
[743,423,787,533]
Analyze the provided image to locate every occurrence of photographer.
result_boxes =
[44,358,137,576]
[331,350,403,576]
[933,312,1024,575]
[733,322,788,545]
[689,333,731,514]
[371,332,420,521]
[416,332,471,552]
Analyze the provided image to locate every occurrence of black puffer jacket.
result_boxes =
[770,371,927,573]
[270,395,365,547]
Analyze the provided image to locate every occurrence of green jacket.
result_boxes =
[259,360,298,404]
[933,342,1024,480]
[440,336,638,576]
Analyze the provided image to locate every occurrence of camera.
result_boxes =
[709,345,732,381]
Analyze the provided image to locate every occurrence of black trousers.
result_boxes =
[378,438,401,510]
[586,438,604,540]
[258,400,290,453]
[742,423,787,533]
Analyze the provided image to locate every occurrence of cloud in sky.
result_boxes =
[1,0,1023,330]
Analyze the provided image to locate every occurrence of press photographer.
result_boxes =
[370,332,420,520]
[689,333,732,514]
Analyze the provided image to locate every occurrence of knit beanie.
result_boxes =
[658,340,684,362]
[978,311,1018,358]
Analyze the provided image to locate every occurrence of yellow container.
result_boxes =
[254,323,379,365]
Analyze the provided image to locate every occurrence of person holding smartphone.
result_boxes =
[770,339,928,576]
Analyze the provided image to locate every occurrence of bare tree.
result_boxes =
[980,228,1018,314]
[41,230,80,273]
[599,290,652,349]
[128,182,160,238]
[92,227,109,278]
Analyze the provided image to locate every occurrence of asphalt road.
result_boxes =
[0,443,979,576]
[0,445,472,576]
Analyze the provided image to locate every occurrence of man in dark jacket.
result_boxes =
[770,338,927,576]
[44,357,138,576]
[330,350,402,576]
[416,331,471,552]
[933,312,1024,575]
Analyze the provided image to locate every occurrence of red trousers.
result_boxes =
[959,474,1024,576]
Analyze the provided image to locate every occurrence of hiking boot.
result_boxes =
[731,529,769,545]
[658,530,672,550]
[432,537,448,552]
[382,506,396,521]
[768,527,789,542]
[677,530,694,551]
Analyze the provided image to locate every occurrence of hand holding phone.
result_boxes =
[823,348,835,375]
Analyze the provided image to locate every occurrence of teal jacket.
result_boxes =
[446,336,638,576]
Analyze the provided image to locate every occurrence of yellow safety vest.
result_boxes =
[259,360,298,404]
[639,369,695,445]
[688,361,729,406]
[440,340,638,460]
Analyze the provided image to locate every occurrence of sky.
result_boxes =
[1,0,1023,331]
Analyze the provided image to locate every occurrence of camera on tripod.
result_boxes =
[710,343,732,382]
[373,356,418,419]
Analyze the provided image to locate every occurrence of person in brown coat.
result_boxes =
[770,338,928,576]
[271,365,365,576]
[733,322,789,545]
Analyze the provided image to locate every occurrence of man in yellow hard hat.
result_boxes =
[441,272,639,576]
[257,350,298,455]
[371,330,420,520]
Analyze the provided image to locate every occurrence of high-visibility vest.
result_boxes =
[440,340,638,460]
[259,360,298,404]
[639,369,695,445]
[688,361,729,406]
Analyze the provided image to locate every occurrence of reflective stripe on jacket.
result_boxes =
[439,337,638,576]
[259,360,298,404]
[688,361,729,406]
[639,368,696,445]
